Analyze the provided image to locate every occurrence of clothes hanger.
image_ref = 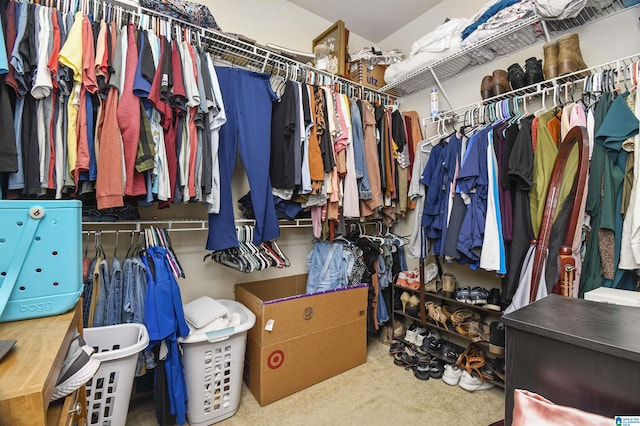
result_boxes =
[533,87,548,116]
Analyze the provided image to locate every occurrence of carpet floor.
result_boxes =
[125,337,505,426]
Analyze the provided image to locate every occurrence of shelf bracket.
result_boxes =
[429,67,452,111]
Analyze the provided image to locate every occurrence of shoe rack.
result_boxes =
[392,262,505,389]
[380,0,635,102]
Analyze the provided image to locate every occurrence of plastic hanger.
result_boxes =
[533,87,548,116]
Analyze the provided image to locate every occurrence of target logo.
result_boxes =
[267,350,285,369]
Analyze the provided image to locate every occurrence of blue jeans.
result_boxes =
[123,257,147,325]
[306,241,346,293]
[206,67,280,250]
[106,257,123,326]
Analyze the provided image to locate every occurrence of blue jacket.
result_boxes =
[456,127,490,267]
[143,246,190,425]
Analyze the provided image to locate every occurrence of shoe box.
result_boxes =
[235,274,368,406]
[584,287,640,307]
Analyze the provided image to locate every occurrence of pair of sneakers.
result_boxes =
[51,331,101,401]
[442,364,495,391]
[404,324,426,345]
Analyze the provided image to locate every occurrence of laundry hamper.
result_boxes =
[83,323,150,426]
[179,299,256,425]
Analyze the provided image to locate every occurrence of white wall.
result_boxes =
[202,0,374,55]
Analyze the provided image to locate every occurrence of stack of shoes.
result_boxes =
[51,332,101,401]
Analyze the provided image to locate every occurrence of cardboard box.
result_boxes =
[584,287,640,307]
[235,275,368,406]
[349,60,388,90]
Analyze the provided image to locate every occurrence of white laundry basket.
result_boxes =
[83,323,150,426]
[179,299,256,425]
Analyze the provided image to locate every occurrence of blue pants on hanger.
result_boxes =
[207,67,280,250]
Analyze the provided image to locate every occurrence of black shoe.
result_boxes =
[485,288,502,311]
[525,57,544,85]
[507,63,526,90]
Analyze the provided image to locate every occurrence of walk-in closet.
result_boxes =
[0,0,639,425]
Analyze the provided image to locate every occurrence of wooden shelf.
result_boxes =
[393,285,504,316]
[0,303,85,425]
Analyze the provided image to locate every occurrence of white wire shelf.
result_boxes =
[102,0,393,102]
[433,52,640,124]
[380,0,636,98]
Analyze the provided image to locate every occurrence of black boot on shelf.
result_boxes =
[525,57,545,85]
[507,63,526,90]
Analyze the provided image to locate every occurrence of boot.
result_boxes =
[524,57,544,85]
[442,273,456,299]
[543,40,559,80]
[491,69,511,96]
[507,63,526,90]
[480,75,493,100]
[557,33,587,76]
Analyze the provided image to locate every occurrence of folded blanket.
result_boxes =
[385,36,468,84]
[410,18,470,57]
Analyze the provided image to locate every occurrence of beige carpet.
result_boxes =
[126,338,505,426]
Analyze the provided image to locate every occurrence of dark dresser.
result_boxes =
[501,294,640,425]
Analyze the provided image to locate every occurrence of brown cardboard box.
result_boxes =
[349,60,388,90]
[235,275,368,406]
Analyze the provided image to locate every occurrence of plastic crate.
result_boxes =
[83,323,150,426]
[179,299,256,425]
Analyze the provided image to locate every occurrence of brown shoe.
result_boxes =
[557,33,587,76]
[491,69,510,96]
[480,75,493,99]
[543,40,559,80]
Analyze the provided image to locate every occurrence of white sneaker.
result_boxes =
[458,370,495,391]
[404,325,426,344]
[442,364,463,386]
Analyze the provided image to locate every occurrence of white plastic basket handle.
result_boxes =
[0,207,44,317]
[205,326,235,343]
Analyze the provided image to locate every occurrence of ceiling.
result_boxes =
[287,0,443,43]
